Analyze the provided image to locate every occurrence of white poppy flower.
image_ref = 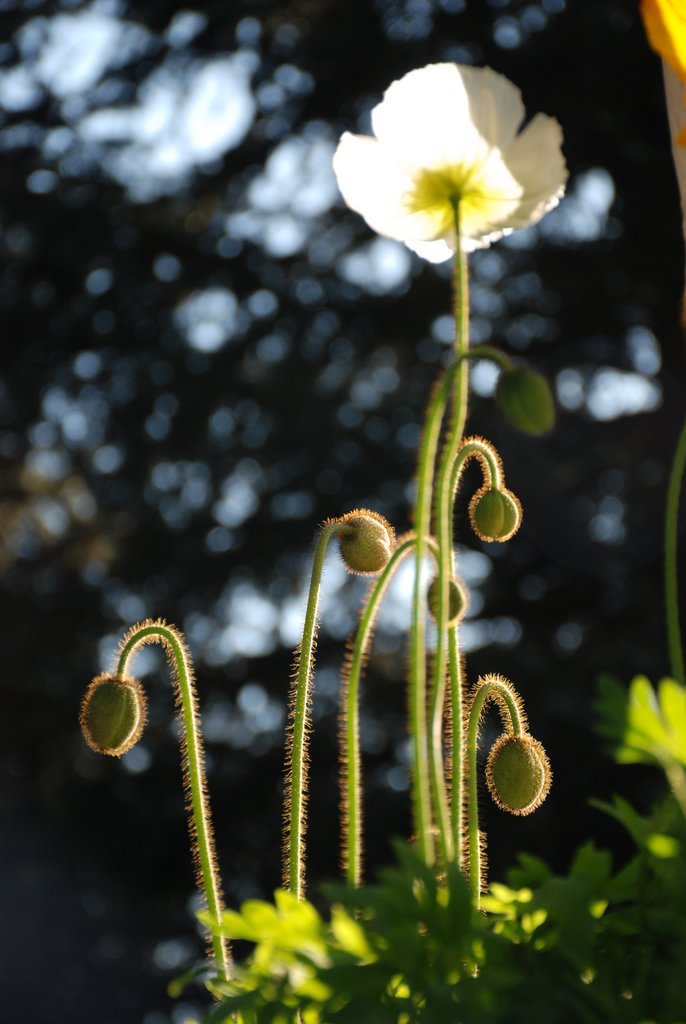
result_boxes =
[333,63,567,261]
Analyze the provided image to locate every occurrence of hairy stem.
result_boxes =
[445,439,503,864]
[410,388,450,863]
[466,675,523,907]
[665,417,686,685]
[409,375,498,864]
[342,534,438,887]
[428,205,469,865]
[117,620,230,982]
[449,438,502,506]
[466,344,513,372]
[447,625,464,863]
[284,521,351,900]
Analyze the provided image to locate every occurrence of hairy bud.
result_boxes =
[496,367,555,436]
[469,487,521,542]
[427,575,468,625]
[486,733,551,815]
[80,673,147,757]
[335,509,395,576]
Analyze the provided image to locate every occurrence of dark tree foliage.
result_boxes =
[0,0,683,1021]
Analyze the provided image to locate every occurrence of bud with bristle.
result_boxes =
[469,487,521,542]
[80,673,147,756]
[427,576,468,625]
[335,509,395,576]
[496,367,555,436]
[485,733,551,815]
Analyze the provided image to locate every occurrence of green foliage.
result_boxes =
[595,674,686,769]
[200,850,485,1023]
[596,674,686,818]
[193,676,686,1024]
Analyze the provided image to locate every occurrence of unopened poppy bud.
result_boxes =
[427,576,468,625]
[486,733,551,815]
[80,673,147,757]
[336,509,395,576]
[469,487,521,542]
[496,367,555,436]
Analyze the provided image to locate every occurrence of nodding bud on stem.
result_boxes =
[335,509,395,576]
[427,575,468,625]
[80,673,147,756]
[496,367,555,436]
[469,487,521,542]
[486,733,551,815]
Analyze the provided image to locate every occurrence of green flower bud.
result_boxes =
[469,487,521,542]
[80,673,147,757]
[496,367,555,436]
[336,509,395,576]
[486,733,551,815]
[427,576,468,625]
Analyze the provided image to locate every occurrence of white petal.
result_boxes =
[333,132,447,243]
[458,65,525,150]
[405,237,455,262]
[501,113,568,228]
[457,147,523,240]
[371,63,490,174]
[462,227,513,251]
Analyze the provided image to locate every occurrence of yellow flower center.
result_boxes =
[404,160,523,241]
[405,166,469,234]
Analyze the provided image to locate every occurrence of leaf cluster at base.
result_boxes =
[191,676,686,1024]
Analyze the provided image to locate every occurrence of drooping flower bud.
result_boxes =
[496,367,555,436]
[80,673,147,757]
[335,509,395,575]
[469,487,521,542]
[486,733,551,815]
[427,575,468,625]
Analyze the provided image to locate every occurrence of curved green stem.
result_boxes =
[410,383,452,864]
[466,344,513,372]
[428,205,469,866]
[284,520,352,900]
[342,534,438,887]
[445,439,501,864]
[665,417,686,685]
[410,352,487,866]
[430,440,503,871]
[449,438,502,509]
[466,675,523,907]
[116,620,230,982]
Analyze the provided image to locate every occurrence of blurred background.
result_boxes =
[1,0,684,1020]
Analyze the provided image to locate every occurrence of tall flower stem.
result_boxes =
[409,355,487,865]
[445,438,501,862]
[410,390,449,863]
[342,534,438,887]
[446,625,464,862]
[116,620,230,982]
[465,675,524,907]
[665,417,686,685]
[284,520,354,900]
[428,203,469,865]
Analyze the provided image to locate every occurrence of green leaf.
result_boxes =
[596,675,686,771]
[167,962,210,998]
[645,832,681,859]
[204,906,273,942]
[569,842,612,888]
[330,906,374,960]
[658,677,686,762]
[590,795,652,847]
